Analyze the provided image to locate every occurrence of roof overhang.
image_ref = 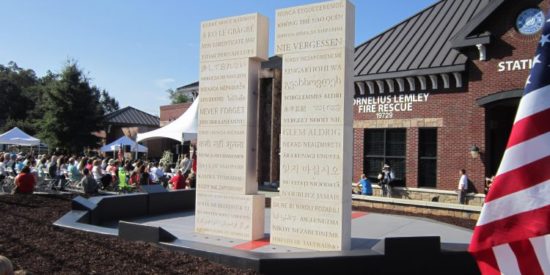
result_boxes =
[450,0,506,48]
[106,122,159,128]
[354,64,465,82]
[451,34,491,48]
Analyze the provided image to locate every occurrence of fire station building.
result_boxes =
[352,0,547,193]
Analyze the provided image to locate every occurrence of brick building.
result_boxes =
[102,106,164,158]
[352,0,547,193]
[160,102,193,127]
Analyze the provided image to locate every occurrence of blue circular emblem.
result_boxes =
[516,8,545,35]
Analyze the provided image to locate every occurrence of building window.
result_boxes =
[418,128,437,188]
[364,129,406,186]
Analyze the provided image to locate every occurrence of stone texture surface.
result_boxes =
[271,0,354,251]
[368,185,485,206]
[200,13,268,62]
[196,13,268,240]
[275,1,354,56]
[195,193,265,240]
[351,198,481,221]
[353,118,444,129]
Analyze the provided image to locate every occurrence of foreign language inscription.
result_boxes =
[201,13,268,61]
[197,126,252,194]
[271,199,343,250]
[280,125,344,188]
[196,13,268,240]
[198,59,251,126]
[282,49,345,125]
[195,193,264,240]
[271,0,354,251]
[275,0,353,55]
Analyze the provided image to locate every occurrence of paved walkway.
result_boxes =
[130,208,472,254]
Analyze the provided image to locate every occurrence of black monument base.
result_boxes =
[56,191,480,274]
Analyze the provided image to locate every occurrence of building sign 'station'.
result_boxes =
[497,58,534,72]
[354,93,429,119]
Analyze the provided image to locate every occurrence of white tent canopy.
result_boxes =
[137,97,199,143]
[100,135,148,153]
[0,127,40,146]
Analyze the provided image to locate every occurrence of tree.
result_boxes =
[0,79,26,124]
[0,62,38,88]
[38,62,105,153]
[0,61,120,152]
[0,62,38,133]
[167,88,190,104]
[100,89,120,114]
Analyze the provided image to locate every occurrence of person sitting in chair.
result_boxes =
[13,166,36,194]
[169,170,186,190]
[80,168,98,195]
[359,174,372,196]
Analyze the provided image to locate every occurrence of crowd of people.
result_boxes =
[0,151,197,195]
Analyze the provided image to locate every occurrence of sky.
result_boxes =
[0,0,438,116]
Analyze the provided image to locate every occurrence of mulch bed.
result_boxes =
[0,193,476,274]
[0,194,258,274]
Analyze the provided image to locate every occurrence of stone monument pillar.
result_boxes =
[195,13,268,240]
[270,0,355,251]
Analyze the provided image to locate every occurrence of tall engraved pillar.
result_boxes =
[270,0,355,251]
[195,13,268,240]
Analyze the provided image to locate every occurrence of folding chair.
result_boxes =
[37,168,56,191]
[1,175,15,193]
[65,177,81,191]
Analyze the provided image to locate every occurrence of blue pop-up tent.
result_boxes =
[100,136,148,153]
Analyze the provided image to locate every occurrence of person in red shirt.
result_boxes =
[169,170,186,190]
[13,166,36,194]
[128,171,140,187]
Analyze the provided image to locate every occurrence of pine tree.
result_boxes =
[100,89,120,114]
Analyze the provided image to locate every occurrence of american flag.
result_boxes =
[468,12,550,275]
